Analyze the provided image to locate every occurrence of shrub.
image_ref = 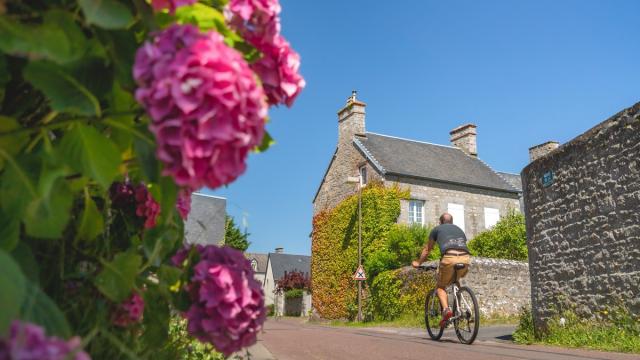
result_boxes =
[311,181,409,319]
[285,289,304,299]
[468,210,528,260]
[370,267,436,321]
[162,317,225,360]
[277,270,311,292]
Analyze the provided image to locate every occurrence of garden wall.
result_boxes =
[424,257,531,317]
[522,102,640,329]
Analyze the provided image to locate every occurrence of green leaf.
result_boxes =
[133,132,160,183]
[255,131,275,153]
[20,280,71,338]
[0,250,26,336]
[78,0,134,29]
[23,172,73,239]
[143,225,179,267]
[0,54,8,105]
[0,11,86,64]
[10,243,39,285]
[0,116,29,171]
[158,177,178,225]
[76,188,104,242]
[101,30,137,87]
[66,57,114,100]
[0,206,20,251]
[0,153,39,218]
[141,289,170,348]
[95,252,141,302]
[58,124,121,189]
[175,3,224,31]
[24,61,101,116]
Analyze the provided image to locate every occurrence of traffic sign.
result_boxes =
[353,265,366,280]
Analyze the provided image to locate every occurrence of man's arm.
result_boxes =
[412,239,435,267]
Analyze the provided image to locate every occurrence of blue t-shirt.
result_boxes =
[429,224,469,254]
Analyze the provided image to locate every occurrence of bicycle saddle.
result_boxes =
[454,263,466,270]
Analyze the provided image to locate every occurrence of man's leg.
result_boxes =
[436,287,448,309]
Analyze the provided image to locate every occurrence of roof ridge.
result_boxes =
[496,171,521,176]
[353,137,387,174]
[469,155,521,193]
[366,132,457,149]
[193,192,226,200]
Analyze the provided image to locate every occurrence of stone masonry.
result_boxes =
[522,102,640,329]
[387,176,520,239]
[423,257,531,317]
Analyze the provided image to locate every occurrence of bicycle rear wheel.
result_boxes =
[424,289,443,340]
[453,286,479,344]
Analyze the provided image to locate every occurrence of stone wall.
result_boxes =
[522,102,640,329]
[386,176,521,239]
[424,257,531,317]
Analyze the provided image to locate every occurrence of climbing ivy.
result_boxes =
[311,181,408,319]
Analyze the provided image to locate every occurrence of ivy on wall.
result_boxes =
[311,181,409,319]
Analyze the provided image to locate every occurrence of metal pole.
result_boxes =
[357,183,362,322]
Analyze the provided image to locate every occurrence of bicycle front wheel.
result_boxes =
[424,289,443,340]
[453,286,479,344]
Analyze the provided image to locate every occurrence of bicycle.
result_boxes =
[418,264,480,344]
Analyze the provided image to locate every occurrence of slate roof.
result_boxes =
[354,133,519,193]
[268,253,311,281]
[245,253,268,273]
[184,193,226,245]
[497,172,523,192]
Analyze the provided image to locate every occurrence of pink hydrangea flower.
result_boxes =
[225,0,281,46]
[176,188,192,220]
[150,0,197,14]
[134,185,160,229]
[0,320,90,360]
[112,292,145,327]
[174,245,266,356]
[251,35,305,107]
[134,25,267,190]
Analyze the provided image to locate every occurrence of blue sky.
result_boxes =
[203,0,640,255]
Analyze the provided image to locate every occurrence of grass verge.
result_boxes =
[320,313,518,329]
[513,307,640,354]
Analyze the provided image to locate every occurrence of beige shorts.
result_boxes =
[437,254,471,288]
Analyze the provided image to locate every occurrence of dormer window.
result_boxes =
[359,166,367,186]
[250,259,258,272]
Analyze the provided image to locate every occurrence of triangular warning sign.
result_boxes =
[353,265,366,280]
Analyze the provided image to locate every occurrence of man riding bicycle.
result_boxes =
[412,212,470,326]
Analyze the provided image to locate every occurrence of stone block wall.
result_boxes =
[425,257,531,317]
[387,176,521,239]
[522,102,640,328]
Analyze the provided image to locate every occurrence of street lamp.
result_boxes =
[346,175,363,322]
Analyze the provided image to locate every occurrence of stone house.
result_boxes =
[245,252,268,286]
[313,92,522,239]
[263,249,311,316]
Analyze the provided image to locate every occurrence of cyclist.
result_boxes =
[412,212,471,326]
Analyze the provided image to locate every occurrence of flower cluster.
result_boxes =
[134,25,267,190]
[176,188,192,220]
[111,292,145,328]
[134,185,160,229]
[109,181,160,229]
[226,0,305,107]
[150,0,197,14]
[0,321,90,360]
[172,245,266,356]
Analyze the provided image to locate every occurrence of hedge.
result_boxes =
[311,181,408,319]
[468,210,528,260]
[370,267,437,321]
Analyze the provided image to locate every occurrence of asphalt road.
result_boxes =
[259,318,637,360]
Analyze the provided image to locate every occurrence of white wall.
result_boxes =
[263,256,275,306]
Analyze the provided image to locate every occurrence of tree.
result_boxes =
[468,210,528,260]
[224,216,250,252]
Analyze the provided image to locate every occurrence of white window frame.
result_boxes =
[484,207,500,229]
[408,200,425,225]
[359,165,367,186]
[447,203,465,232]
[251,259,258,272]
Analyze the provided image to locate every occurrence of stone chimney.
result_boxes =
[337,90,366,147]
[450,124,477,157]
[275,247,284,254]
[528,141,559,162]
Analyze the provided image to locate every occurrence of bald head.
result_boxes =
[439,213,453,225]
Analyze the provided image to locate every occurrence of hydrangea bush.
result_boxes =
[0,0,303,358]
